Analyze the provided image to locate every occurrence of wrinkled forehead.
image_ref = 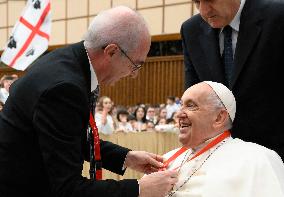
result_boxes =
[181,83,212,104]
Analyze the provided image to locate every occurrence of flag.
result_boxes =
[0,0,51,71]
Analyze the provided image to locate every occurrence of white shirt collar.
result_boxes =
[83,42,99,92]
[90,63,98,92]
[229,0,246,32]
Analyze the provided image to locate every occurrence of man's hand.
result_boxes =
[138,170,178,197]
[124,151,164,174]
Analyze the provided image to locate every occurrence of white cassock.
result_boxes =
[164,137,284,197]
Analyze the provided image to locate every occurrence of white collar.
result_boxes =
[191,131,227,152]
[229,0,246,32]
[90,63,98,92]
[83,42,99,92]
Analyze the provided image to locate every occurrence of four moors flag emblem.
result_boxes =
[1,0,51,71]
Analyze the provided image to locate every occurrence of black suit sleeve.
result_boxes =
[33,82,138,197]
[181,22,200,90]
[83,139,131,175]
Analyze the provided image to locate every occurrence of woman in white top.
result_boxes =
[95,96,115,135]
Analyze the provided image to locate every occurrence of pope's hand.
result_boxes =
[138,170,178,197]
[124,151,164,174]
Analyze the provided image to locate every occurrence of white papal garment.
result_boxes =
[164,137,284,197]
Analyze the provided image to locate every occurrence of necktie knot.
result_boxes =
[223,25,232,37]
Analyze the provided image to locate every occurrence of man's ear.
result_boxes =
[214,109,228,127]
[103,44,118,57]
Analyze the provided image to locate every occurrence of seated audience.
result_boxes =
[155,118,175,132]
[163,81,284,197]
[146,120,155,131]
[0,75,16,104]
[158,107,167,120]
[0,101,4,111]
[95,96,115,135]
[127,114,137,132]
[116,108,133,133]
[133,106,147,132]
[166,96,180,119]
[146,105,158,124]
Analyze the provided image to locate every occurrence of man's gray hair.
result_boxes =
[83,6,150,52]
[206,91,233,130]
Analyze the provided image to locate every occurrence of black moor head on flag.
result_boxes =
[26,48,35,57]
[7,36,17,49]
[32,0,41,9]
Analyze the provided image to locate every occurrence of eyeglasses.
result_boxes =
[116,45,143,72]
[102,44,144,72]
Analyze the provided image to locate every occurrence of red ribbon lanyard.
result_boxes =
[163,147,188,169]
[164,130,231,170]
[89,111,102,180]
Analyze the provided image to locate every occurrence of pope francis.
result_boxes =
[163,81,284,197]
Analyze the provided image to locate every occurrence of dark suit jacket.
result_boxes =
[0,41,139,197]
[181,0,284,159]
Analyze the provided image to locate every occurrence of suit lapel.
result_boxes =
[232,0,263,88]
[198,23,227,83]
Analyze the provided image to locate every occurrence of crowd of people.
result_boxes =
[94,95,181,135]
[0,74,180,135]
[1,0,284,196]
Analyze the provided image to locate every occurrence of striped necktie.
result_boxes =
[222,25,234,87]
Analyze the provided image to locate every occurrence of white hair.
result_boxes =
[83,6,150,52]
[206,91,233,130]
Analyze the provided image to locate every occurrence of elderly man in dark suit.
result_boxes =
[181,0,284,160]
[0,6,177,197]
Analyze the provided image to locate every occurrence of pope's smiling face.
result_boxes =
[177,83,219,148]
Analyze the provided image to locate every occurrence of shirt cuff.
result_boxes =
[122,150,131,171]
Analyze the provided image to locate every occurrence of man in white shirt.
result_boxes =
[166,96,180,119]
[163,81,284,197]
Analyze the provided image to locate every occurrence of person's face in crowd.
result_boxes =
[118,114,128,123]
[177,83,217,148]
[136,107,145,120]
[103,97,112,112]
[146,121,155,129]
[3,79,13,92]
[158,118,167,125]
[166,98,174,105]
[159,109,167,119]
[147,107,155,118]
[194,0,240,28]
[129,119,137,129]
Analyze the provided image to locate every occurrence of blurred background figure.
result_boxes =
[155,117,175,132]
[0,75,17,104]
[158,107,167,120]
[133,106,147,132]
[95,96,115,135]
[127,113,137,132]
[166,96,180,119]
[146,120,155,131]
[146,105,158,124]
[116,108,133,133]
[0,101,4,111]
